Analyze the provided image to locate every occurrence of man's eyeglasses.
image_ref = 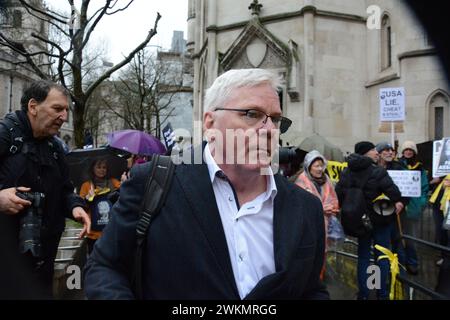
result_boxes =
[214,108,292,133]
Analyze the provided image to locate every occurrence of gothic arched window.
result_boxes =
[428,90,450,140]
[381,15,392,70]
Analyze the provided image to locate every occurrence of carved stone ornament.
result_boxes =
[246,37,267,67]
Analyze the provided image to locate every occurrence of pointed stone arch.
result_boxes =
[219,18,291,71]
[427,89,450,140]
[218,17,300,102]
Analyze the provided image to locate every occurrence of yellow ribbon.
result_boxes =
[87,187,111,202]
[374,244,405,300]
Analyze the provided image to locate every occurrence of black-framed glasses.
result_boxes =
[214,108,292,133]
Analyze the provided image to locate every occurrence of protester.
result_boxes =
[336,141,402,299]
[84,68,329,299]
[429,174,450,266]
[295,150,339,279]
[375,142,410,276]
[0,80,90,298]
[79,159,120,254]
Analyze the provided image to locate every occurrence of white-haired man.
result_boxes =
[85,68,329,299]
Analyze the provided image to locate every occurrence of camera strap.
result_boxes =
[132,154,175,300]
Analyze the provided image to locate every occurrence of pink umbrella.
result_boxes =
[107,129,166,156]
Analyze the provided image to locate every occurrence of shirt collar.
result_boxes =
[204,143,223,183]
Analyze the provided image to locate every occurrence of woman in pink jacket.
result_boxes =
[295,150,339,279]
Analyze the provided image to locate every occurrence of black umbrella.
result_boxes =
[298,133,344,162]
[66,147,128,192]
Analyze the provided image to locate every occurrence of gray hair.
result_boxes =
[203,68,282,113]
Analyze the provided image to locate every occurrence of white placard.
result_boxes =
[379,87,405,121]
[433,139,444,177]
[387,170,421,197]
[435,137,450,176]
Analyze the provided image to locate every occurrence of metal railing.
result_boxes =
[402,234,450,253]
[328,235,450,300]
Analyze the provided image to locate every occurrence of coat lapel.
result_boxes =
[175,147,240,298]
[273,174,306,271]
[245,175,304,299]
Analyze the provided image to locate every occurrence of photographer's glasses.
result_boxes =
[214,108,292,133]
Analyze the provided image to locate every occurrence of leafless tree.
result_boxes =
[99,49,181,139]
[0,0,161,147]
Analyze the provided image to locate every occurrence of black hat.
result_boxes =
[376,142,394,153]
[355,141,375,155]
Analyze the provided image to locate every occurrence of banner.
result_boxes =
[435,137,450,176]
[162,122,176,151]
[326,161,348,183]
[387,170,421,197]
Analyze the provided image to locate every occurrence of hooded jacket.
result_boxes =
[335,153,401,224]
[295,150,338,214]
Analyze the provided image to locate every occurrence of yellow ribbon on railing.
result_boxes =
[374,244,405,300]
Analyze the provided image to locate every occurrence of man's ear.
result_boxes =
[28,99,38,116]
[203,111,215,131]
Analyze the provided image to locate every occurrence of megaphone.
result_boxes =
[372,194,395,216]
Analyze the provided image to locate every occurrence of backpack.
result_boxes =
[340,170,372,238]
[131,154,175,300]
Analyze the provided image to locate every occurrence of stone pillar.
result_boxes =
[186,0,196,54]
[206,0,218,87]
[303,5,315,134]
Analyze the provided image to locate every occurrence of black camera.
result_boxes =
[276,147,306,177]
[16,191,45,258]
[278,147,302,164]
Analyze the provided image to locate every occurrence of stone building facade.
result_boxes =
[187,0,450,154]
[0,0,74,145]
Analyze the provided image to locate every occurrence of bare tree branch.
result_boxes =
[81,0,112,48]
[85,12,161,99]
[18,0,68,24]
[106,0,134,15]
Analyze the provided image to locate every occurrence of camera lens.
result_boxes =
[17,192,45,258]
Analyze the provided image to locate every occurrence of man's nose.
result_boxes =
[59,110,68,122]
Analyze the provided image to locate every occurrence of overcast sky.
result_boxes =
[44,0,188,64]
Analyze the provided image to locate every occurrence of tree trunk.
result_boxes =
[73,100,86,148]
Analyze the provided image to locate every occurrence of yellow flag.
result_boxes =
[326,161,348,183]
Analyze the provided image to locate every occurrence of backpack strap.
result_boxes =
[0,113,24,156]
[132,154,175,299]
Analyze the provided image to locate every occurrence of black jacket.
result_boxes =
[385,160,410,206]
[0,111,85,241]
[336,153,402,217]
[84,151,329,300]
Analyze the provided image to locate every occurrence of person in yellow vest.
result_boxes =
[429,174,450,266]
[295,150,339,280]
[80,159,121,254]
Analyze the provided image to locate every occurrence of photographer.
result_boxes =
[0,80,90,298]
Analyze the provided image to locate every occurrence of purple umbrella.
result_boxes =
[107,129,166,156]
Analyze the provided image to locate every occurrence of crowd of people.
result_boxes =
[1,71,449,300]
[295,140,449,299]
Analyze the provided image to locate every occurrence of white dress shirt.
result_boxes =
[203,143,277,298]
